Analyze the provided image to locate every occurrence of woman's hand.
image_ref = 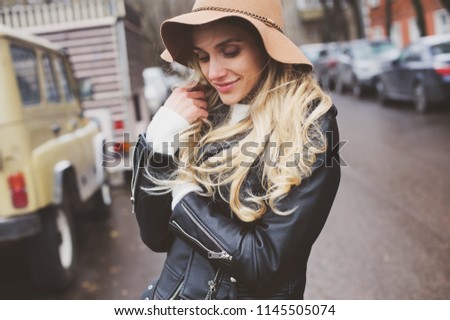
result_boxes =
[163,86,208,124]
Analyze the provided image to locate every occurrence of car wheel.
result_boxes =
[352,76,364,98]
[376,79,390,106]
[335,76,345,94]
[414,83,429,113]
[28,189,76,290]
[321,74,329,90]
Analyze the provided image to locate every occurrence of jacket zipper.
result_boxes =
[130,139,143,214]
[180,203,233,261]
[169,279,184,300]
[171,221,231,261]
[205,268,222,300]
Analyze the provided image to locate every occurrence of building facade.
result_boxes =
[368,0,450,47]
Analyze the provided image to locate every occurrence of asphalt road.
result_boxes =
[1,93,449,299]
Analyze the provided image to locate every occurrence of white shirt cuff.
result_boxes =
[146,107,190,156]
[171,182,202,210]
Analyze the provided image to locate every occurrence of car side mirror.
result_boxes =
[78,78,93,101]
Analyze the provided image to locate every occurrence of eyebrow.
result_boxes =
[193,38,243,52]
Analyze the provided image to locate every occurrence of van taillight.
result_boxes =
[114,120,124,130]
[8,172,28,208]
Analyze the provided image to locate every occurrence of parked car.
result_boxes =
[300,43,328,65]
[315,42,342,91]
[377,34,450,112]
[0,26,111,290]
[335,39,400,97]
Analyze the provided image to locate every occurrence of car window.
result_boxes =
[351,45,371,59]
[430,42,450,56]
[54,56,74,102]
[302,48,320,62]
[370,42,396,55]
[400,45,422,62]
[10,45,41,106]
[352,42,397,59]
[42,54,60,103]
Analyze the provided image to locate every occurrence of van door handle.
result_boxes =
[51,124,61,135]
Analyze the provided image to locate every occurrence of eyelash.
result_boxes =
[224,48,240,58]
[196,48,241,62]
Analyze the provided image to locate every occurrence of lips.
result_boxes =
[214,80,239,93]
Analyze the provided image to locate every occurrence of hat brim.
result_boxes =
[160,11,312,67]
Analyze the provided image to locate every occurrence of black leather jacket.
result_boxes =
[132,105,340,300]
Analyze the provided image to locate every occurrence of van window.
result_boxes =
[42,54,60,103]
[10,45,41,106]
[55,56,74,102]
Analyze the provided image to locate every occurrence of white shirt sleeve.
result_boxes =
[146,107,191,156]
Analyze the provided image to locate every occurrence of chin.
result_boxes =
[219,95,242,106]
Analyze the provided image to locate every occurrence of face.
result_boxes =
[191,21,267,105]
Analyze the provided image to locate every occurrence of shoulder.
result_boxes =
[321,104,338,129]
[325,104,338,118]
[308,98,338,133]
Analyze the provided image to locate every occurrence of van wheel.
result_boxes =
[28,191,76,290]
[90,167,112,219]
[91,182,112,219]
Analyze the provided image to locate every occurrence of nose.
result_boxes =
[207,56,227,81]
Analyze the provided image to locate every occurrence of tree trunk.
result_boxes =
[282,0,305,45]
[439,0,450,14]
[320,0,334,42]
[126,0,194,66]
[385,0,392,40]
[347,0,365,39]
[411,0,427,36]
[333,0,349,41]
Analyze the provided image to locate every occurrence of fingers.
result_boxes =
[164,85,209,124]
[194,99,208,110]
[195,108,209,121]
[174,86,205,100]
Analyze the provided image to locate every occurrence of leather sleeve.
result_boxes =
[169,108,341,288]
[131,134,175,252]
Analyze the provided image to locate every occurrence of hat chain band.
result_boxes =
[192,6,284,33]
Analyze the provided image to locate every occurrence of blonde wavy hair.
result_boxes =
[146,23,333,223]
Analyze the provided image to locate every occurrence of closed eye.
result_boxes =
[222,45,241,58]
[193,50,209,63]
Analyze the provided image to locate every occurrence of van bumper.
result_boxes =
[0,214,41,241]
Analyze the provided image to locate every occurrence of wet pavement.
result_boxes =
[306,94,450,299]
[0,185,166,300]
[0,93,449,299]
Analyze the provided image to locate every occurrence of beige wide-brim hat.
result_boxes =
[160,0,312,68]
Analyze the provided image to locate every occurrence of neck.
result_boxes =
[228,103,250,125]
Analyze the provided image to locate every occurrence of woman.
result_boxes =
[132,0,340,300]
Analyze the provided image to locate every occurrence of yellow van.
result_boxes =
[0,26,111,290]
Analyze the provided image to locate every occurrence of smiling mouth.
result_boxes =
[214,80,239,93]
